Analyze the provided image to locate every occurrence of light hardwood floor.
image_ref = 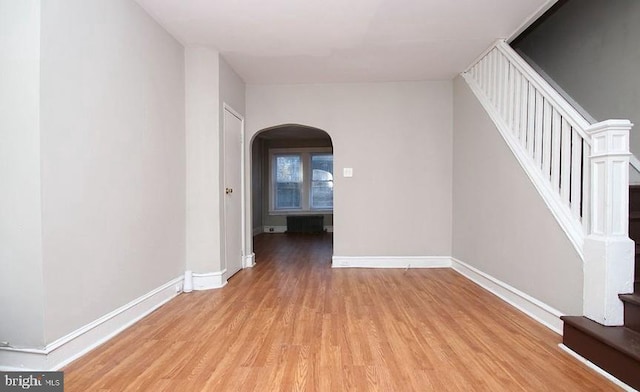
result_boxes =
[63,233,620,391]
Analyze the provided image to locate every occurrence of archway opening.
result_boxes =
[250,124,334,264]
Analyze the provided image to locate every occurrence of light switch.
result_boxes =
[343,168,353,177]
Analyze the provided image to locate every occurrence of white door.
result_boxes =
[223,106,243,278]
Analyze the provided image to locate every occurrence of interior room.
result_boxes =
[2,0,639,390]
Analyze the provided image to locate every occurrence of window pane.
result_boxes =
[275,155,302,209]
[311,155,333,209]
[276,182,302,209]
[276,155,302,182]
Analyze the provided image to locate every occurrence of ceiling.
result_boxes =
[135,0,553,84]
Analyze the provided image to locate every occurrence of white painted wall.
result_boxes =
[0,0,45,348]
[39,0,186,343]
[452,76,583,315]
[219,57,246,118]
[185,47,221,274]
[246,81,453,257]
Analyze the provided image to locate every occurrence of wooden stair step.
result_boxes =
[620,293,640,307]
[561,316,640,389]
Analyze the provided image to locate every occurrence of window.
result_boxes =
[311,154,333,209]
[270,148,333,213]
[275,155,302,209]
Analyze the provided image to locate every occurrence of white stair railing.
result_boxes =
[462,40,634,326]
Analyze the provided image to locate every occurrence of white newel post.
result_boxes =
[583,119,635,326]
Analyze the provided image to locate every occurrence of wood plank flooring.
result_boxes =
[63,233,620,391]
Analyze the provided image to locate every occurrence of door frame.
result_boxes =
[222,103,247,275]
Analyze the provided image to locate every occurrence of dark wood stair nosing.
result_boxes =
[619,293,640,306]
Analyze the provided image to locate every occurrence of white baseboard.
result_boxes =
[243,253,256,268]
[263,225,286,233]
[558,344,637,392]
[452,258,564,334]
[332,256,452,269]
[262,225,333,234]
[192,270,227,290]
[0,276,183,371]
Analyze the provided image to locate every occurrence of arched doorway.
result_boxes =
[248,124,334,263]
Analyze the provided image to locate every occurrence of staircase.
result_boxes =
[463,39,639,390]
[560,186,640,390]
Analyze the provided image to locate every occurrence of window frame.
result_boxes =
[268,147,333,215]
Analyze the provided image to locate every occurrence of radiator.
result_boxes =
[286,215,324,234]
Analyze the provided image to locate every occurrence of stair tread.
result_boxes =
[620,293,640,306]
[561,316,640,361]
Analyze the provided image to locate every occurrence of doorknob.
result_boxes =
[225,188,233,194]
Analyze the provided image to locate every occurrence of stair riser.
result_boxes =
[629,186,640,212]
[629,186,640,293]
[563,324,640,389]
[629,221,640,242]
[636,257,640,290]
[624,301,640,333]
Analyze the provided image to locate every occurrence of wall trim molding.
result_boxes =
[331,256,452,269]
[243,253,256,268]
[262,225,333,234]
[192,270,227,290]
[452,258,564,334]
[0,276,183,371]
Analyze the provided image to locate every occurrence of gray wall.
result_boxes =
[39,0,186,343]
[246,81,453,257]
[452,76,583,314]
[0,0,46,348]
[185,47,221,274]
[513,0,640,156]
